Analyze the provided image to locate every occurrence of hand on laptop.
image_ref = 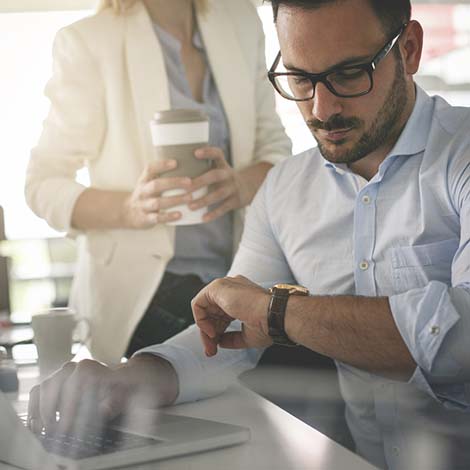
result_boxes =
[191,275,273,357]
[27,354,178,437]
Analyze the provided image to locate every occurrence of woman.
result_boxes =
[25,0,291,365]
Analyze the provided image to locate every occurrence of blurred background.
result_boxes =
[0,0,469,347]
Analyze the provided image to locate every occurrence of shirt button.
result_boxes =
[361,194,371,205]
[430,325,440,336]
[359,260,369,271]
[392,446,400,456]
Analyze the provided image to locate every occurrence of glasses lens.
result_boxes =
[274,74,314,100]
[327,68,371,96]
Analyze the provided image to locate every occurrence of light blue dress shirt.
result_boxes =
[139,86,470,470]
[153,24,234,282]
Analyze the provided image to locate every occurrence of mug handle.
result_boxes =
[73,316,91,344]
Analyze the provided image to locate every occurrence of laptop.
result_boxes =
[0,390,250,470]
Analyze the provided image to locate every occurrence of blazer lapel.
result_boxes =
[125,2,170,165]
[124,3,175,251]
[197,2,253,169]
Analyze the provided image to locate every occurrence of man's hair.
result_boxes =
[268,0,411,36]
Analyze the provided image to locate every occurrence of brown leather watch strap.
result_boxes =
[267,287,297,346]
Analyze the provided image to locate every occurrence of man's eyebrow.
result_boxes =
[284,54,372,74]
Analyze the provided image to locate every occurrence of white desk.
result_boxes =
[2,365,377,470]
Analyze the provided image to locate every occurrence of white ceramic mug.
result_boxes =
[31,308,90,377]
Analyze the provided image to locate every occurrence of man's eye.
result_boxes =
[292,76,309,85]
[334,69,364,80]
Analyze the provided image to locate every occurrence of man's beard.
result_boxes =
[308,55,407,165]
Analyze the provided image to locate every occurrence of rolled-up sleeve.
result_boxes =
[389,282,470,409]
[389,155,470,410]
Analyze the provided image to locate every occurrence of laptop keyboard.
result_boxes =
[20,415,160,460]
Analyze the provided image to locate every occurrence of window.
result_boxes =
[2,3,469,239]
[0,8,93,240]
[0,8,91,317]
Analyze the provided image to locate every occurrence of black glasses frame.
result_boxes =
[268,23,408,101]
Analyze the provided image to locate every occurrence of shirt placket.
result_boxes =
[353,180,378,296]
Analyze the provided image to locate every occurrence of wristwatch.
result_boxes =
[267,283,309,346]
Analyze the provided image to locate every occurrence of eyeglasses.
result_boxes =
[268,23,408,101]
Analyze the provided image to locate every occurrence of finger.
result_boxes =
[194,147,226,166]
[188,185,233,211]
[154,211,182,224]
[55,372,87,436]
[142,193,193,213]
[191,285,211,312]
[190,278,230,319]
[38,362,77,434]
[202,198,237,223]
[140,160,178,183]
[200,329,219,357]
[194,314,219,339]
[141,177,192,198]
[217,331,250,350]
[56,360,108,436]
[132,210,181,228]
[28,385,43,434]
[97,374,127,423]
[191,298,217,338]
[190,169,230,192]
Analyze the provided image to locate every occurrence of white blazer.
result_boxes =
[25,0,291,365]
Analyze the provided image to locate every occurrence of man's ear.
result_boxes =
[401,20,423,75]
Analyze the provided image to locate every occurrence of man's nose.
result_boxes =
[311,82,343,123]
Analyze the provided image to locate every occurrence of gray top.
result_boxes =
[154,23,233,282]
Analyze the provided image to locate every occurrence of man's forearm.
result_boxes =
[284,295,416,381]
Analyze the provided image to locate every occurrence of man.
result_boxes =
[29,1,470,469]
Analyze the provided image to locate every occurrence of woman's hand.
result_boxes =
[121,160,193,229]
[187,147,252,223]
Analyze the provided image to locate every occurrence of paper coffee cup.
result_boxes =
[150,109,210,225]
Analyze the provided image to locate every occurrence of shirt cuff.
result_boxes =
[389,281,460,373]
[134,329,262,405]
[135,343,206,404]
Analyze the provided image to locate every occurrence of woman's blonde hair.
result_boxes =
[96,0,209,14]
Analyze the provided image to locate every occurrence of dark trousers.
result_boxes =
[125,271,206,357]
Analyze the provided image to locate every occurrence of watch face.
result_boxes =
[273,284,309,295]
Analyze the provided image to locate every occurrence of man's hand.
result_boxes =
[27,355,178,437]
[188,147,251,223]
[191,275,273,357]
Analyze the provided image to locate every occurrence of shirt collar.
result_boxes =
[387,85,433,158]
[323,85,434,175]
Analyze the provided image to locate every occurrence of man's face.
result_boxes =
[276,0,410,165]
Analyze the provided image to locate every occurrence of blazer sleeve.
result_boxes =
[251,6,292,166]
[25,26,106,233]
